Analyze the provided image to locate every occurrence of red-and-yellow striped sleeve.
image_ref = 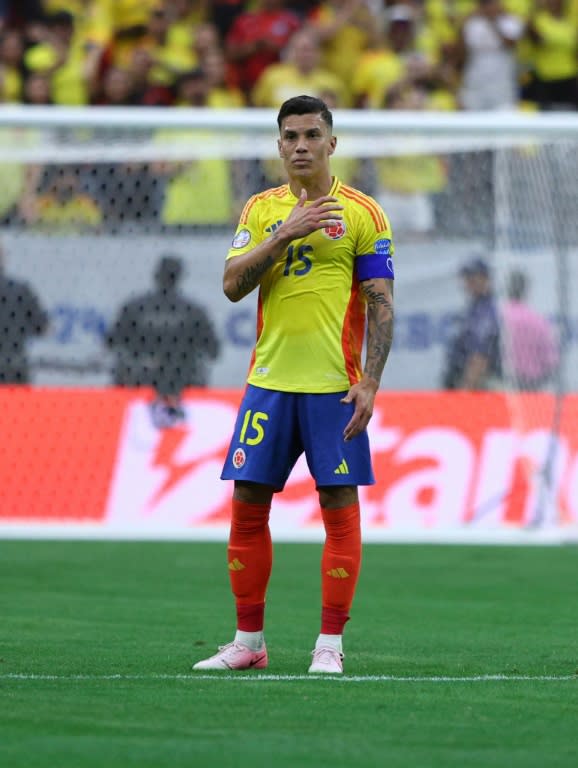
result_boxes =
[239,186,288,224]
[239,196,257,225]
[340,278,365,385]
[340,185,387,232]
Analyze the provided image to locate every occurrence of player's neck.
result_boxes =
[288,174,334,200]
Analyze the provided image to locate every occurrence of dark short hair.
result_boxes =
[277,95,333,132]
[459,257,490,278]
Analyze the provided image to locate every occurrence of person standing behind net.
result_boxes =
[193,95,395,675]
[502,269,559,391]
[107,254,220,429]
[442,257,501,390]
[0,243,49,384]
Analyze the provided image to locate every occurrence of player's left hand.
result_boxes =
[340,377,378,441]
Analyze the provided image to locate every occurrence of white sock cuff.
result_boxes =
[235,630,265,651]
[315,633,343,652]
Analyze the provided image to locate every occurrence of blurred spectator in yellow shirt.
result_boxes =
[26,170,103,233]
[152,68,241,229]
[109,0,169,72]
[0,126,43,226]
[132,5,196,86]
[351,4,440,109]
[165,0,209,50]
[201,47,245,107]
[24,10,94,104]
[307,0,377,85]
[526,0,577,110]
[374,80,450,238]
[251,27,348,107]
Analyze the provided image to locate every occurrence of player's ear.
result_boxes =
[328,136,337,156]
[277,138,283,158]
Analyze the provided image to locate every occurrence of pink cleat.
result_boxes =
[192,641,268,671]
[308,646,344,674]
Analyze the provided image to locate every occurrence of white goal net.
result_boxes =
[1,106,577,534]
[0,106,576,391]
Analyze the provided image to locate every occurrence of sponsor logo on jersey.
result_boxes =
[255,367,269,376]
[232,447,246,468]
[375,238,391,256]
[232,229,251,248]
[323,220,346,240]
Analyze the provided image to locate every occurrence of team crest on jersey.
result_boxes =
[322,220,346,240]
[232,448,246,469]
[232,229,251,248]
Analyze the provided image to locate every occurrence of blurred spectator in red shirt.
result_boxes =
[225,0,301,101]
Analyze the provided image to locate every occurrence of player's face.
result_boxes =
[277,113,336,181]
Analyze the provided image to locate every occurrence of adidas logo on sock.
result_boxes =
[228,558,246,571]
[326,567,350,579]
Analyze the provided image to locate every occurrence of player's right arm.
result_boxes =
[223,189,343,302]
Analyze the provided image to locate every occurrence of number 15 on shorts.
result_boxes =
[239,409,269,446]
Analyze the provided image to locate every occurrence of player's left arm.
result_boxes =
[341,277,394,441]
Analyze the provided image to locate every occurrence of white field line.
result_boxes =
[1,673,576,683]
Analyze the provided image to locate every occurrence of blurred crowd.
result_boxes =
[0,0,576,235]
[0,0,576,111]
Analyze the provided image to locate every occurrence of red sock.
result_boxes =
[320,502,362,635]
[227,499,272,632]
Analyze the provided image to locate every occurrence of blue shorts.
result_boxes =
[221,385,375,490]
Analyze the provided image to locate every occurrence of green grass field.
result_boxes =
[1,540,577,768]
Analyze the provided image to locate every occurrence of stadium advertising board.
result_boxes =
[1,389,577,542]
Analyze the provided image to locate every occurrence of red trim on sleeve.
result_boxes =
[341,277,365,385]
[341,185,387,232]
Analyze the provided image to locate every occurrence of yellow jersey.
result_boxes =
[226,178,395,393]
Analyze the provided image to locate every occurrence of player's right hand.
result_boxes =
[282,189,343,239]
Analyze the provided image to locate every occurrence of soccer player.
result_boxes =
[193,95,395,674]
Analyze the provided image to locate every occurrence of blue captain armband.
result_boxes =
[355,250,395,281]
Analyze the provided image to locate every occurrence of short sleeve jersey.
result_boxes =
[226,177,395,393]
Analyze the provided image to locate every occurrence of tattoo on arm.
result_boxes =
[235,253,276,297]
[362,280,394,384]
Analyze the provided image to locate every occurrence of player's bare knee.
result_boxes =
[318,485,358,509]
[233,480,275,506]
